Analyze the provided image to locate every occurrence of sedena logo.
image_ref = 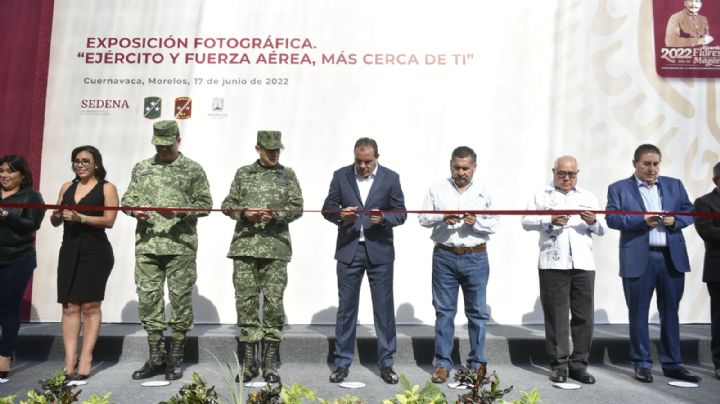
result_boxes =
[80,99,130,109]
[79,99,130,116]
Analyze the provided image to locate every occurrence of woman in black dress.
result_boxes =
[50,146,118,379]
[0,155,45,379]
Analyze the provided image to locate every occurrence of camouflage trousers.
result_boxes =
[233,257,288,343]
[135,254,197,333]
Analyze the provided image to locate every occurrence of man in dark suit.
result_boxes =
[693,161,720,380]
[322,137,406,384]
[606,143,699,383]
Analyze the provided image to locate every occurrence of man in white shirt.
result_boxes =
[418,146,499,383]
[521,155,605,384]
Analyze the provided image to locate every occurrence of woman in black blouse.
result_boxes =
[0,155,45,379]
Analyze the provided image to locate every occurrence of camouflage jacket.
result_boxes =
[122,153,213,255]
[221,161,303,261]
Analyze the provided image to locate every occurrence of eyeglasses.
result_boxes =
[555,171,578,179]
[72,159,94,167]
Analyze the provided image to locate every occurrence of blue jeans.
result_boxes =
[432,247,489,369]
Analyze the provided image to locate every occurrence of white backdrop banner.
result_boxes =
[34,0,717,325]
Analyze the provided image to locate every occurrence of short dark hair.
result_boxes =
[633,144,662,162]
[0,154,33,187]
[354,137,379,157]
[451,146,477,164]
[713,162,720,179]
[71,145,108,182]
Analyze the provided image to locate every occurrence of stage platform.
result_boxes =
[1,323,718,403]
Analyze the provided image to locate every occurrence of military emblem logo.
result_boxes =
[175,97,192,119]
[143,96,161,119]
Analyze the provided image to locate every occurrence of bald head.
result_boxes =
[554,155,577,170]
[552,155,579,193]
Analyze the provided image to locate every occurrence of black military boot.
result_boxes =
[236,341,259,383]
[131,332,166,380]
[165,331,186,380]
[262,340,281,384]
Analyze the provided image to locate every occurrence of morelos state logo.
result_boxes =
[144,96,161,119]
[212,97,224,112]
[208,97,228,119]
[175,97,192,119]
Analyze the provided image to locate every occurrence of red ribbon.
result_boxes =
[1,201,719,217]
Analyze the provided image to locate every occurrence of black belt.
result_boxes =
[649,246,669,252]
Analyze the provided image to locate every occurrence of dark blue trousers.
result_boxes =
[334,243,396,368]
[622,249,684,370]
[0,254,36,357]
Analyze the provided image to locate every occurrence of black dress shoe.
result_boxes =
[549,368,567,383]
[131,361,166,380]
[634,368,653,383]
[380,367,399,384]
[329,367,349,383]
[663,367,701,383]
[569,369,596,384]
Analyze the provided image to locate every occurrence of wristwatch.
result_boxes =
[0,209,8,219]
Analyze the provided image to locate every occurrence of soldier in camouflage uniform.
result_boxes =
[122,120,213,381]
[222,131,303,384]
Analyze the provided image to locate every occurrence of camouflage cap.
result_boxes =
[152,120,180,146]
[257,131,284,150]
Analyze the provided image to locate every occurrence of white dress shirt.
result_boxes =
[521,184,606,270]
[418,178,498,247]
[355,163,378,242]
[635,176,667,247]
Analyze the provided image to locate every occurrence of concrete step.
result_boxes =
[14,323,714,366]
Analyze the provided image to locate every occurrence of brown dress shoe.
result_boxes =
[431,367,450,383]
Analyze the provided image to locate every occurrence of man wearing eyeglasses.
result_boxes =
[606,144,699,383]
[521,156,605,385]
[221,131,303,384]
[122,120,213,381]
[665,0,713,47]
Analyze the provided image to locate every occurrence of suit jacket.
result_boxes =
[322,164,406,265]
[694,188,720,282]
[606,175,694,278]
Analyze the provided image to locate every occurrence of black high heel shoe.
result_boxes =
[64,359,79,380]
[75,357,92,380]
